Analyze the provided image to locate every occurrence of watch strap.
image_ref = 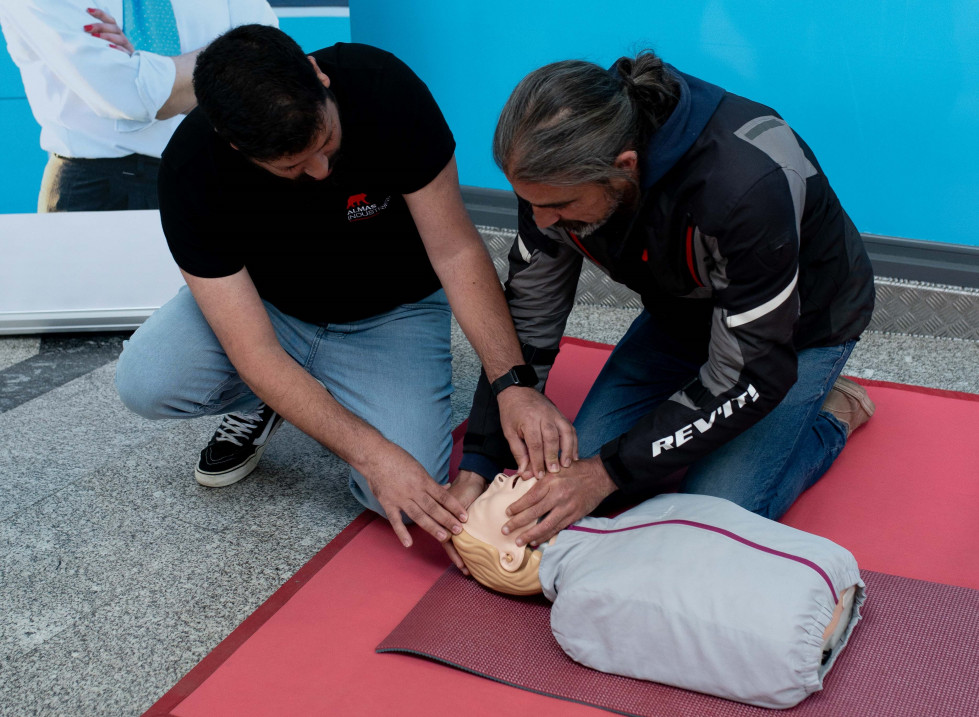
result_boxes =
[491,364,537,395]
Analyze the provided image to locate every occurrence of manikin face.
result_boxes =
[465,473,539,571]
[451,474,545,595]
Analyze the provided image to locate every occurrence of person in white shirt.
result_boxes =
[0,1,277,212]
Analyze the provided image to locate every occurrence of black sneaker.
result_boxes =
[194,403,284,487]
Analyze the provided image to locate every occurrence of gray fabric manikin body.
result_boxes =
[538,493,865,709]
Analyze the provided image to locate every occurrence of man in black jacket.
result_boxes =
[450,51,875,557]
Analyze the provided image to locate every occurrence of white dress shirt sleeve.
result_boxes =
[230,0,280,31]
[2,1,176,124]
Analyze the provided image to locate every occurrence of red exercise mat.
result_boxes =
[378,565,979,717]
[146,338,979,716]
[147,516,608,717]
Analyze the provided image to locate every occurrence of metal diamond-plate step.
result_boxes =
[477,227,979,341]
[870,279,979,341]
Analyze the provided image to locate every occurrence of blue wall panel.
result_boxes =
[0,99,47,214]
[350,0,979,247]
[0,39,24,98]
[278,16,350,52]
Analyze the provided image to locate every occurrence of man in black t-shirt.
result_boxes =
[115,25,575,551]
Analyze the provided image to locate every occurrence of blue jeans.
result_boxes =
[574,311,854,520]
[115,286,454,514]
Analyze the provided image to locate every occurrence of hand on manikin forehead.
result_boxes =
[465,474,538,572]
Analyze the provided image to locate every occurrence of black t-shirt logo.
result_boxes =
[346,193,368,209]
[346,193,391,222]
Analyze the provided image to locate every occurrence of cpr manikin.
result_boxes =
[452,475,865,709]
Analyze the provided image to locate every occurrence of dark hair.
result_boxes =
[494,50,679,186]
[193,24,333,160]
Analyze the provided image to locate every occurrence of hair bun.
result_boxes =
[611,58,637,94]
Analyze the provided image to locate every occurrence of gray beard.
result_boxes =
[556,197,621,237]
[554,183,638,238]
[556,217,608,238]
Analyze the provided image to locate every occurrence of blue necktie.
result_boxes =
[122,0,181,55]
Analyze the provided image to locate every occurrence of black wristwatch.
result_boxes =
[491,364,538,396]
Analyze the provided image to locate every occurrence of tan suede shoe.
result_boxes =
[822,376,875,437]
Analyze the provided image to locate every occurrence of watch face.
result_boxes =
[513,364,537,386]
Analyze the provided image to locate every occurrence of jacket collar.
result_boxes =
[639,66,726,191]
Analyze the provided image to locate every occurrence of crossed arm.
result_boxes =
[82,7,198,119]
[4,2,199,121]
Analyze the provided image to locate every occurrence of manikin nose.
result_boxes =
[495,474,522,491]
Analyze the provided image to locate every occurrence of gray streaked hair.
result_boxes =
[494,51,680,187]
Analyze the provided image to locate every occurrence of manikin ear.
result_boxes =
[307,56,331,88]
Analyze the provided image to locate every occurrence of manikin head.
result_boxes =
[451,474,545,596]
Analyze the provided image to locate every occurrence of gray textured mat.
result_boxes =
[380,569,979,717]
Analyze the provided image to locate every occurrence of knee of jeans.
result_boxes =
[115,348,174,419]
[114,365,159,419]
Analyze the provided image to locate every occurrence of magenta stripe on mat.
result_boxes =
[378,568,979,717]
[567,519,838,601]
